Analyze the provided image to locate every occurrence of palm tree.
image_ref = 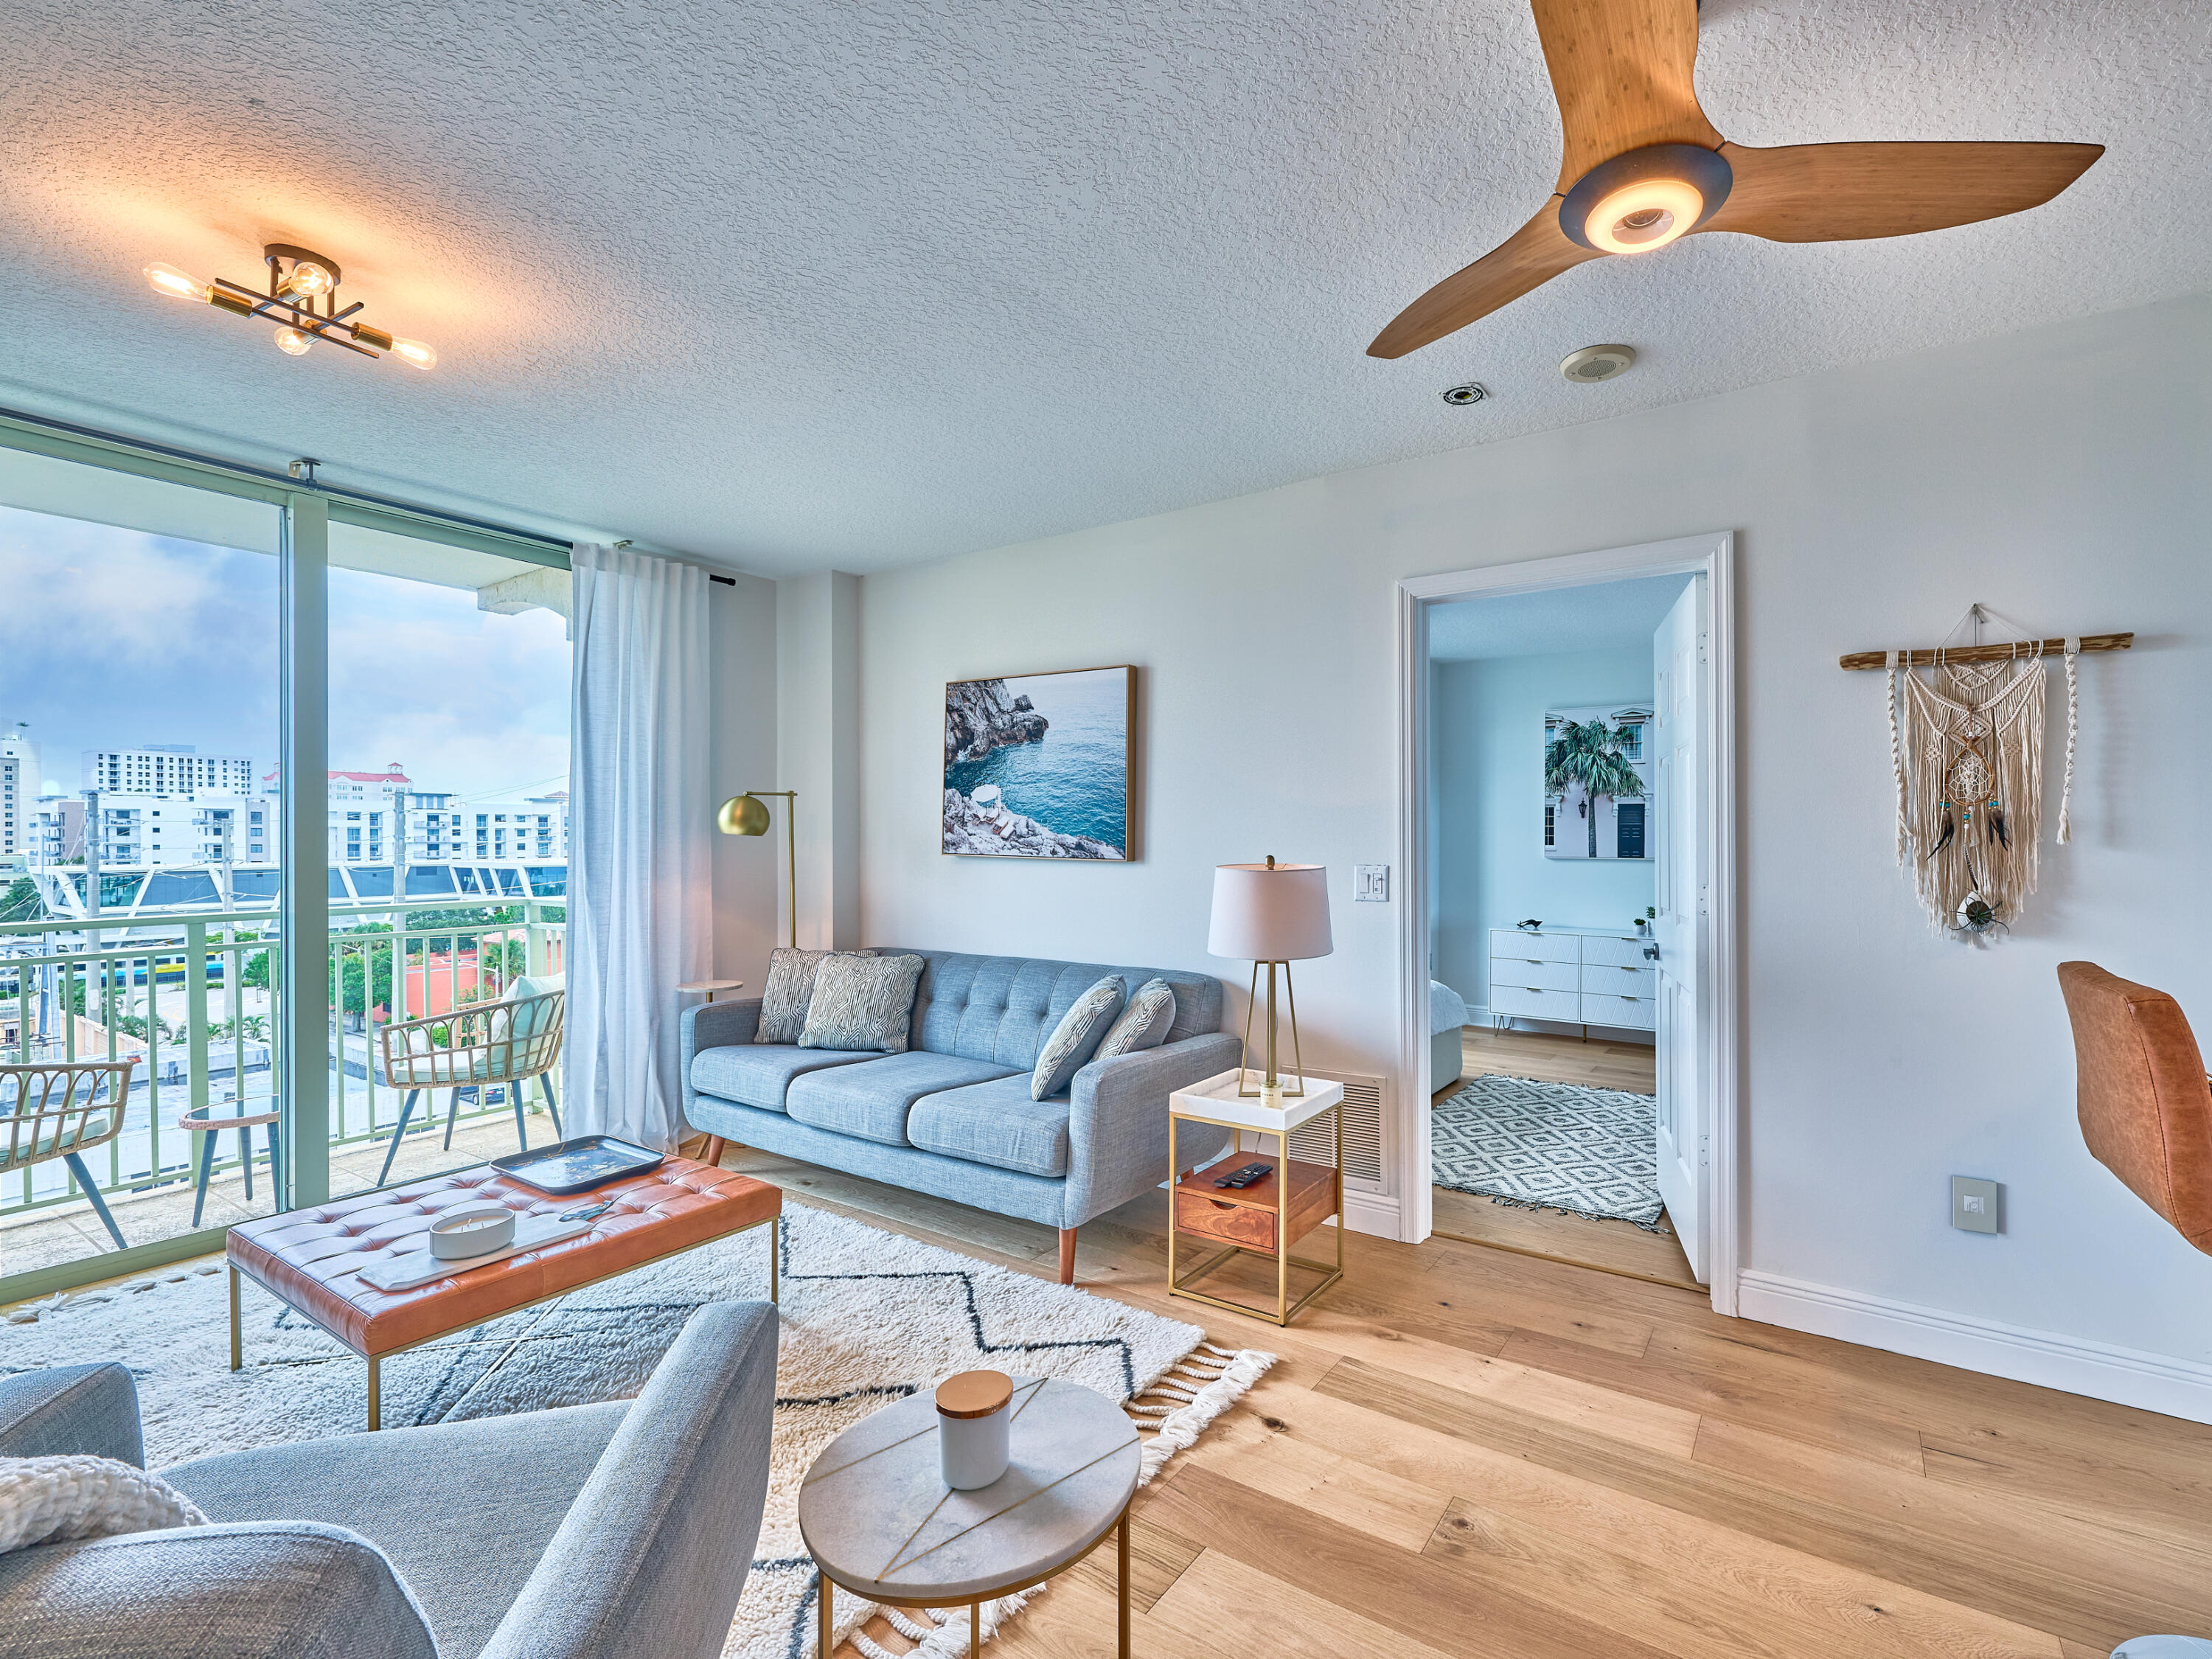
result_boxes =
[1545,717,1646,858]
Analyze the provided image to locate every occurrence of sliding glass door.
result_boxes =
[0,424,570,1301]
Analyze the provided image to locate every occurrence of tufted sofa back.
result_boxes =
[880,951,1225,1071]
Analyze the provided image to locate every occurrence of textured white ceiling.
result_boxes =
[0,1,2203,576]
[1430,573,1691,660]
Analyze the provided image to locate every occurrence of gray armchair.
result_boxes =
[0,1301,777,1659]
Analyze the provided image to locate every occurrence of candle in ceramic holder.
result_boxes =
[428,1199,516,1259]
[935,1369,1013,1489]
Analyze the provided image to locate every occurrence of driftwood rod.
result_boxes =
[1837,632,2133,671]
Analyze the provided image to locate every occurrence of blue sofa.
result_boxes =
[681,950,1241,1282]
[0,1303,777,1659]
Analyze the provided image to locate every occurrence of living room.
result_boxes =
[5,3,2212,1658]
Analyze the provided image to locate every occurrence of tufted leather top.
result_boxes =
[226,1158,779,1356]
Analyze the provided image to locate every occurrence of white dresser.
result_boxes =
[1488,925,1656,1034]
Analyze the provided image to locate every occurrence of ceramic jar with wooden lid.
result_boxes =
[935,1369,1013,1489]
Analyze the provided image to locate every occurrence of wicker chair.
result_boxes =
[0,1057,139,1250]
[375,984,564,1186]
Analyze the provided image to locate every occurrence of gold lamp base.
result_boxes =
[1236,959,1306,1102]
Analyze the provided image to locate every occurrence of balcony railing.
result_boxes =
[0,893,565,1221]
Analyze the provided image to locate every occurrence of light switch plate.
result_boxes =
[1354,863,1389,902]
[1951,1175,2000,1234]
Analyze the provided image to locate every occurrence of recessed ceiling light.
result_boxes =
[1560,344,1636,384]
[1441,383,1487,406]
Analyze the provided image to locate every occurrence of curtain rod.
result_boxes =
[0,403,574,556]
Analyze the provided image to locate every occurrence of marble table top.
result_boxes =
[798,1375,1139,1604]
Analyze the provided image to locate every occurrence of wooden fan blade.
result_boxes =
[1700,140,2103,243]
[1530,0,1722,192]
[1368,204,1602,359]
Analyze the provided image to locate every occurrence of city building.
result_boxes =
[28,796,83,867]
[83,743,253,796]
[77,791,271,869]
[0,724,38,863]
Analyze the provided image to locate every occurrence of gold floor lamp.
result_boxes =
[719,789,798,948]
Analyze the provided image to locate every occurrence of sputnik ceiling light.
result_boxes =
[142,243,436,368]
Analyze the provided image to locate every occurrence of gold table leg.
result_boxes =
[1118,1506,1131,1659]
[771,1213,780,1305]
[366,1355,380,1431]
[971,1600,981,1655]
[820,1574,832,1659]
[228,1265,241,1371]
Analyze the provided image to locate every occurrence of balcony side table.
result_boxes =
[1166,1067,1345,1326]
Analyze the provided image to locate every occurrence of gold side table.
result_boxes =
[1167,1067,1345,1326]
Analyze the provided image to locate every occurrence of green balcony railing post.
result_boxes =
[184,919,211,1194]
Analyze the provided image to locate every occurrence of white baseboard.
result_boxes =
[1341,1188,1401,1242]
[1469,1004,1491,1026]
[1738,1269,2212,1425]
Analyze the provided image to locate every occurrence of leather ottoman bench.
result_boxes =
[225,1156,780,1428]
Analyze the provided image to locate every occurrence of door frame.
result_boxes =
[1394,532,1741,1315]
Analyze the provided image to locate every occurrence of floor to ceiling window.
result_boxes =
[0,428,570,1298]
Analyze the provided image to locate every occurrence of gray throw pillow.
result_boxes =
[1031,975,1125,1100]
[798,953,927,1052]
[754,947,832,1044]
[1094,976,1177,1061]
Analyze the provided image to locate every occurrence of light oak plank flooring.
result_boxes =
[1433,1025,1701,1289]
[686,1137,2212,1659]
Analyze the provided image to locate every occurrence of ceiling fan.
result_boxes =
[1367,0,2103,359]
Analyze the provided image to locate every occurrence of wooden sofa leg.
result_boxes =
[1059,1228,1077,1285]
[701,1137,726,1167]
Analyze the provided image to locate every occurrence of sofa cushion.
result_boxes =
[799,953,926,1052]
[785,1052,1020,1147]
[1096,977,1177,1060]
[1031,975,1123,1099]
[887,952,1224,1068]
[754,948,834,1044]
[689,1043,879,1113]
[908,1076,1074,1179]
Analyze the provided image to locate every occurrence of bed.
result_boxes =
[1430,978,1468,1091]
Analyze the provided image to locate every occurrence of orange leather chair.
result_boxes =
[2057,962,2212,1659]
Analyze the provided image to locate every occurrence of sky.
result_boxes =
[0,501,569,802]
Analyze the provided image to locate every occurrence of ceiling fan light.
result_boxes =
[144,262,205,301]
[1584,179,1704,254]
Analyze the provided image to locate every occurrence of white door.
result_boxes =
[1651,578,1708,1282]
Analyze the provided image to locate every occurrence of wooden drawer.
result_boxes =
[1492,984,1582,1020]
[1489,929,1579,964]
[1581,933,1655,968]
[1491,957,1581,992]
[1581,963,1655,996]
[1174,1158,1337,1253]
[1580,992,1655,1030]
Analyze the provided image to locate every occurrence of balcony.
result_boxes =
[0,891,565,1281]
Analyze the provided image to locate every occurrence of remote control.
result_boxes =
[1212,1161,1272,1189]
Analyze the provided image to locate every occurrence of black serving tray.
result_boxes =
[490,1135,666,1195]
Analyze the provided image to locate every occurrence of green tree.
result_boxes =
[0,877,42,923]
[1545,717,1646,859]
[335,926,395,1018]
[240,950,273,991]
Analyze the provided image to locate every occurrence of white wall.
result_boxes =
[1432,649,1658,1014]
[709,574,782,990]
[854,291,2212,1408]
[776,571,862,949]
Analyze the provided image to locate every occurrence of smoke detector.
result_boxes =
[1561,344,1636,383]
[1441,382,1487,406]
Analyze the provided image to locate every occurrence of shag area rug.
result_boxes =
[3,1203,1272,1659]
[1432,1072,1664,1229]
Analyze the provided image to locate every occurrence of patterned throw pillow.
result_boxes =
[1030,975,1125,1100]
[1094,976,1177,1061]
[797,953,927,1052]
[754,947,833,1044]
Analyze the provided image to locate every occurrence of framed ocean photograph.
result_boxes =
[943,666,1135,860]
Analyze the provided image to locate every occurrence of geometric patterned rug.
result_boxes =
[1431,1072,1663,1230]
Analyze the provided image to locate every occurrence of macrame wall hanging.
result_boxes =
[1840,607,2133,939]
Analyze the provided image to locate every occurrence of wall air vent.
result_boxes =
[1287,1068,1388,1194]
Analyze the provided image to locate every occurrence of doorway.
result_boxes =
[1397,535,1739,1312]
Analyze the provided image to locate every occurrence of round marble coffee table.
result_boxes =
[798,1375,1140,1658]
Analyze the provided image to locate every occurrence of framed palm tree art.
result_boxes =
[1543,703,1654,860]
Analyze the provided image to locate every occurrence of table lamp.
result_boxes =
[1207,856,1333,1105]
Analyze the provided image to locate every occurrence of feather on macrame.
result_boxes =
[1886,619,2079,934]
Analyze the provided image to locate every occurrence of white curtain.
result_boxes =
[565,543,712,1150]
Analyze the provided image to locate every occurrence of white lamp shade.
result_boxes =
[1207,863,1333,961]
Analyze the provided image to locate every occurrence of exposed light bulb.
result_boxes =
[274,326,313,357]
[1584,179,1704,255]
[282,261,334,299]
[144,262,205,301]
[390,337,437,371]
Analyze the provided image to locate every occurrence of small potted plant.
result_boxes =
[1633,906,1655,935]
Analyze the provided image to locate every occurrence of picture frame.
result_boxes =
[942,665,1135,860]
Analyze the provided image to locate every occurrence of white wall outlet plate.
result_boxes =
[1951,1175,2000,1234]
[1354,863,1388,902]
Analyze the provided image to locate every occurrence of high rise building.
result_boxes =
[83,744,254,796]
[0,723,35,863]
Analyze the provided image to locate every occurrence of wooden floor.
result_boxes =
[1434,1025,1701,1290]
[696,1137,2212,1659]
